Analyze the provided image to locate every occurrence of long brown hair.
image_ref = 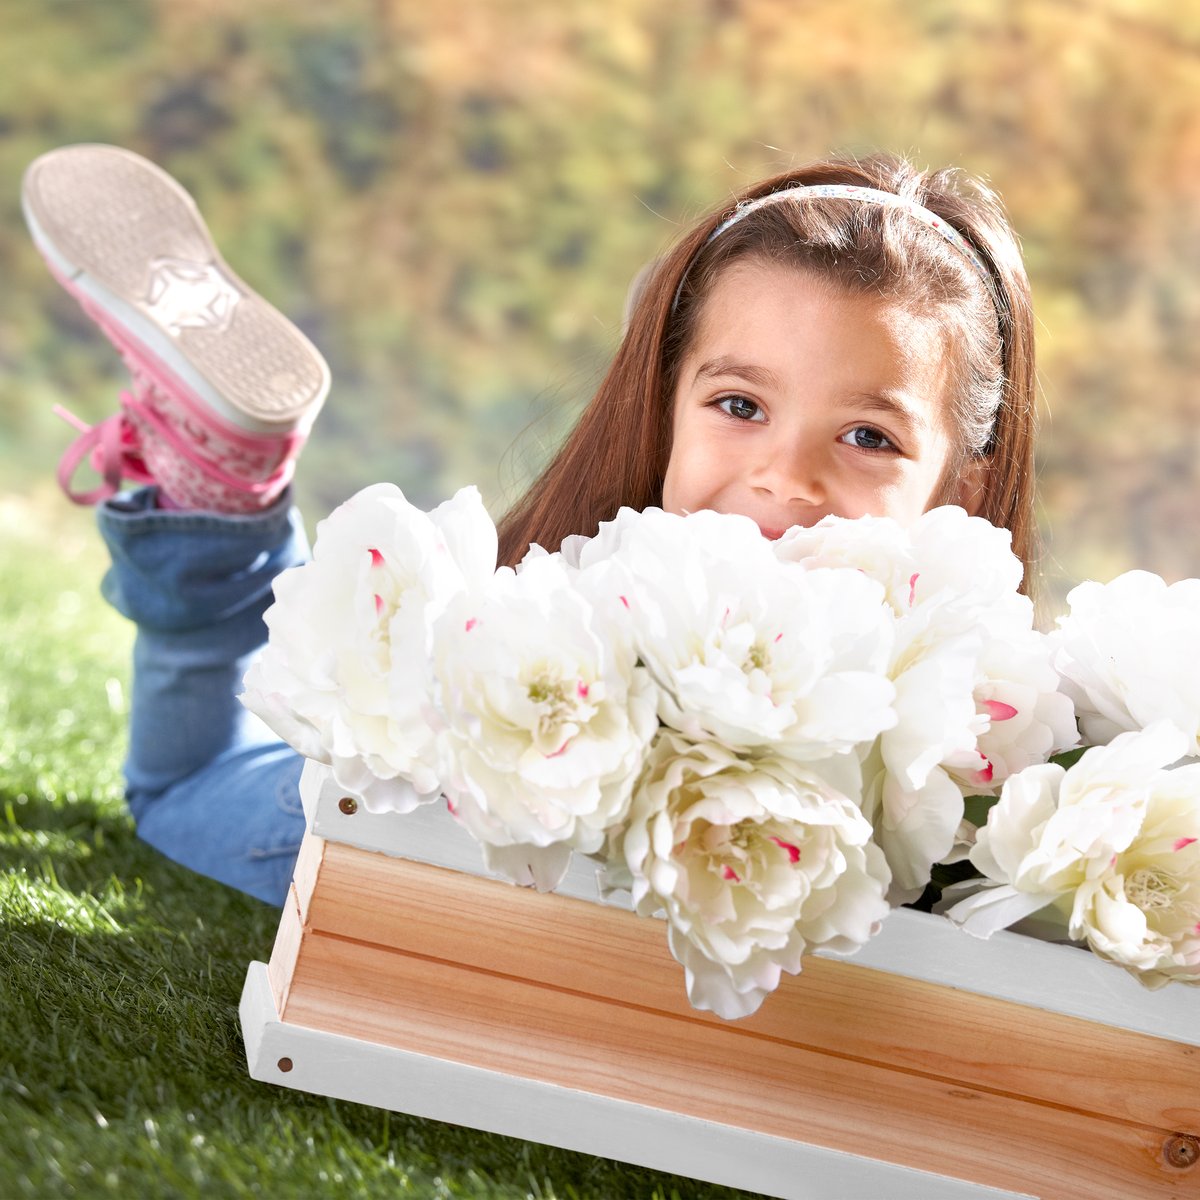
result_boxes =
[497,153,1039,588]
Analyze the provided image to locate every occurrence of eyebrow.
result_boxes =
[694,356,782,391]
[692,355,929,434]
[843,392,927,435]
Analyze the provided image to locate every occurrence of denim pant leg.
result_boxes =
[98,487,310,906]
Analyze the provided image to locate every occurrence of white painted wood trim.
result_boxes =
[299,761,1200,1047]
[240,962,1033,1200]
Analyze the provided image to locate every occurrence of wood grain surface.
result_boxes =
[272,832,1200,1199]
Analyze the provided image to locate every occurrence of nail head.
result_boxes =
[338,796,358,816]
[1164,1134,1199,1169]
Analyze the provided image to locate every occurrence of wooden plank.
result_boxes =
[304,782,1200,1046]
[242,963,1034,1200]
[304,841,1200,1137]
[279,930,1195,1200]
[265,833,326,1012]
[266,882,304,1014]
[289,828,326,918]
[308,779,1200,1046]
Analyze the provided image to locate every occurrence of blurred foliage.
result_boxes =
[1,0,1199,599]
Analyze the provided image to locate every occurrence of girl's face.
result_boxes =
[663,260,982,537]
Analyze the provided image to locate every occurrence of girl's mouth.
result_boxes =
[757,525,786,541]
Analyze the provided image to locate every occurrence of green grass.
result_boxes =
[0,491,759,1200]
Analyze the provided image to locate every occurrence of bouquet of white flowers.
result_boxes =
[943,573,1200,989]
[242,485,1199,1019]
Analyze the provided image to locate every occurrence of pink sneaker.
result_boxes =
[22,144,330,511]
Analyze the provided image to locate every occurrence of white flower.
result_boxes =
[946,723,1200,988]
[1052,571,1200,756]
[948,624,1079,795]
[241,483,497,812]
[774,511,917,609]
[856,602,983,900]
[616,732,891,1019]
[780,506,1060,899]
[775,505,1024,619]
[590,507,896,759]
[904,505,1025,611]
[559,505,645,570]
[431,552,658,888]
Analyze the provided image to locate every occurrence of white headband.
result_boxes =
[675,183,1001,311]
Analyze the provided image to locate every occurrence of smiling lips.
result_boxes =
[757,524,787,541]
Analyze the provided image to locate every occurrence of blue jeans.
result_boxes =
[98,487,310,906]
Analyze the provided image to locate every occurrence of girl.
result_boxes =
[22,144,1037,907]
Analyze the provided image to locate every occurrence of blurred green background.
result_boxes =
[2,0,1199,596]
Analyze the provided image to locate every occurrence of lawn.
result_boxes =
[0,490,757,1200]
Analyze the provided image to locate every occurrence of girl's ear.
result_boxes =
[955,454,990,516]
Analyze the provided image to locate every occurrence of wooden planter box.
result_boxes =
[241,762,1200,1199]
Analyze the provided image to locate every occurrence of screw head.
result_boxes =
[277,1057,294,1073]
[338,796,358,816]
[1164,1134,1199,1169]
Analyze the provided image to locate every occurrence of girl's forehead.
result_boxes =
[687,260,954,387]
[700,258,930,323]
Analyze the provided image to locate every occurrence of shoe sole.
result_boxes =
[22,144,330,434]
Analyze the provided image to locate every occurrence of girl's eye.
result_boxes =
[716,395,765,422]
[839,425,895,452]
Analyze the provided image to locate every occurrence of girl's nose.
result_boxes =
[751,443,826,506]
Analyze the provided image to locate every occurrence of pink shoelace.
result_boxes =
[53,402,153,505]
[54,377,298,507]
